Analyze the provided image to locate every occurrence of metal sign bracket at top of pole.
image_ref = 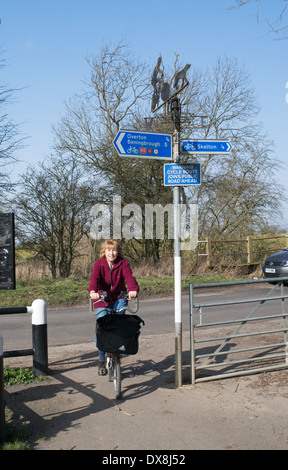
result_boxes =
[151,82,189,114]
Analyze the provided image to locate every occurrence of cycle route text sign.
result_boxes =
[164,163,201,186]
[182,139,232,154]
[113,130,173,160]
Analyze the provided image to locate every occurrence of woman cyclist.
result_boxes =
[88,239,139,375]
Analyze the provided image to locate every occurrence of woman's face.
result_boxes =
[105,247,118,265]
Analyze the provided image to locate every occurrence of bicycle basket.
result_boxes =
[96,314,145,355]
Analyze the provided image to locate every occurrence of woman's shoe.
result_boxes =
[98,361,106,376]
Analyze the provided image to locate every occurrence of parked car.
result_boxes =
[262,249,288,280]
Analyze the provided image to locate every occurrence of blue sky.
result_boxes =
[1,0,288,195]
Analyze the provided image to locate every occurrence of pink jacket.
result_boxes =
[88,257,139,308]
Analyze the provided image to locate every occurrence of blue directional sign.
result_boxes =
[113,130,173,160]
[182,140,232,154]
[164,163,201,186]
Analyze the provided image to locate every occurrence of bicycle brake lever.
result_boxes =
[100,290,107,301]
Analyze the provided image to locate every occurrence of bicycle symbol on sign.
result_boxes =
[183,143,196,151]
[127,146,139,154]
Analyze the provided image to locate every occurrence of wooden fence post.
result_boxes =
[247,236,253,264]
[206,236,212,266]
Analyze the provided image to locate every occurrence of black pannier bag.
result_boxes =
[96,314,145,355]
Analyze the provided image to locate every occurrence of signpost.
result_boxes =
[182,139,232,154]
[113,56,233,388]
[164,163,201,186]
[113,130,173,160]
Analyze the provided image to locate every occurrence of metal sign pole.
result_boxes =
[150,58,191,388]
[171,97,182,388]
[174,183,182,387]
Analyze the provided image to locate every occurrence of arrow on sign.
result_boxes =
[115,132,125,154]
[182,140,232,154]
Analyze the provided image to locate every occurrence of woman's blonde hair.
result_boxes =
[99,239,124,258]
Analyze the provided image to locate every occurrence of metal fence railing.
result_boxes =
[189,278,288,384]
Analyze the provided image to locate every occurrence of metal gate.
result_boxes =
[189,278,288,384]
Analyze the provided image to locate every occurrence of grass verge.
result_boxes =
[1,420,31,450]
[0,274,246,308]
[0,274,243,308]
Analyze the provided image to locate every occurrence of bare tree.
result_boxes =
[15,155,95,278]
[53,42,175,261]
[0,52,25,205]
[229,0,288,39]
[184,56,284,237]
[197,143,283,237]
[54,41,151,168]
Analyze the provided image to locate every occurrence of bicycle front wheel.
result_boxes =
[113,355,121,399]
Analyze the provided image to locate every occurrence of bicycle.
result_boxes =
[91,291,140,399]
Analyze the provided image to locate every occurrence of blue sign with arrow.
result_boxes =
[182,140,232,154]
[113,130,173,160]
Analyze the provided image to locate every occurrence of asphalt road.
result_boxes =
[0,282,285,352]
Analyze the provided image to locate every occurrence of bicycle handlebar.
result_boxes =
[90,291,139,315]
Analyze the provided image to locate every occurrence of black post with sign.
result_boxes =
[0,213,15,443]
[0,213,16,290]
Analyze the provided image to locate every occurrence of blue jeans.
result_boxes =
[95,298,127,362]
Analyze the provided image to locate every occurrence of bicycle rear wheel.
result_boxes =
[113,355,121,399]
